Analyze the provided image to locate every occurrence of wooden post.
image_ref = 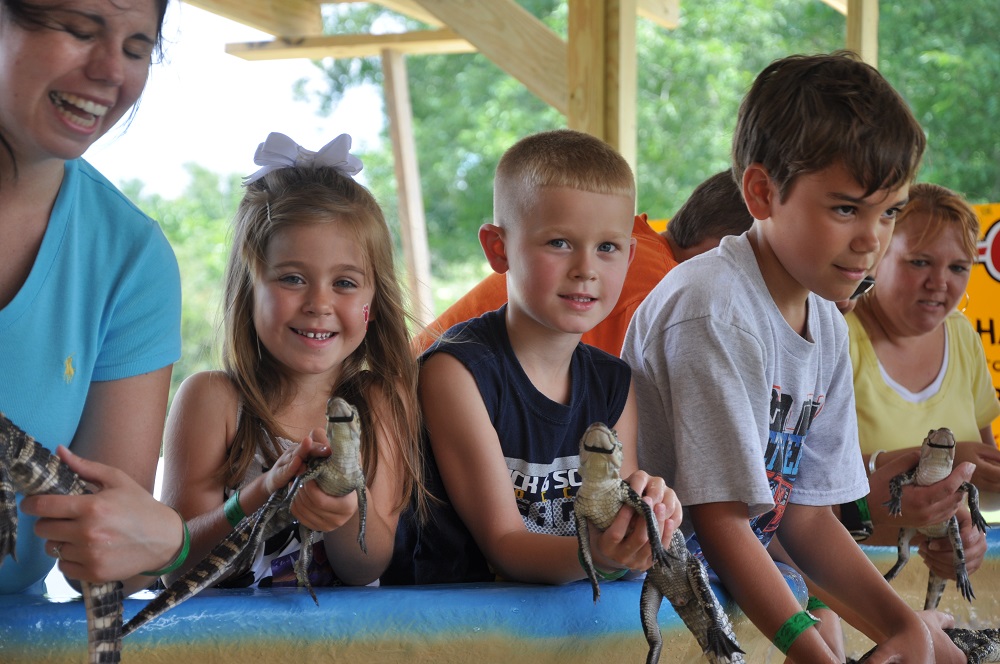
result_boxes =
[567,0,638,171]
[381,48,434,325]
[846,0,878,67]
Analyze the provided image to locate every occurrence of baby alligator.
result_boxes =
[0,411,124,664]
[882,428,988,609]
[573,422,744,664]
[123,397,367,636]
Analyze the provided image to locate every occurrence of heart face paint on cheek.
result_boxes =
[362,303,370,330]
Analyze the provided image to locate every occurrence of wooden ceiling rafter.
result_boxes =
[225,28,476,61]
[183,0,321,37]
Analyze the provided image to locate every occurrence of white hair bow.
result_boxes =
[243,132,364,185]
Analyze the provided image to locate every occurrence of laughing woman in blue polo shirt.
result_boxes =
[0,0,186,596]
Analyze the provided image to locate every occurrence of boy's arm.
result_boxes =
[776,503,938,663]
[689,501,841,663]
[420,353,662,582]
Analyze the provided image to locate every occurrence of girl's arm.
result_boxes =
[159,371,243,583]
[776,503,942,664]
[21,366,182,596]
[689,501,841,663]
[420,354,665,584]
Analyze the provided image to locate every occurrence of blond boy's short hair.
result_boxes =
[494,129,635,227]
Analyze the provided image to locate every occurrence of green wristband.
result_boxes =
[142,512,191,577]
[773,610,820,654]
[806,596,829,612]
[577,548,628,581]
[224,489,246,528]
[854,496,872,523]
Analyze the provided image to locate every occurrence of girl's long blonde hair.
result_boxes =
[221,165,425,516]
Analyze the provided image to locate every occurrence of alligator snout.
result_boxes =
[581,422,619,455]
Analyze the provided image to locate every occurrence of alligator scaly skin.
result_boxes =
[573,422,744,664]
[122,397,367,636]
[849,627,1000,663]
[0,412,124,664]
[882,428,988,609]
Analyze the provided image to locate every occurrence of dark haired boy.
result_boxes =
[623,52,955,662]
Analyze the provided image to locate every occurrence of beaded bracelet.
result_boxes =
[577,549,628,581]
[806,596,829,612]
[773,610,820,654]
[224,489,247,528]
[141,510,191,577]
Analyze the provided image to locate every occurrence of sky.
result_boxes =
[85,1,384,199]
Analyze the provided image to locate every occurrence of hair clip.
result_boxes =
[243,132,363,185]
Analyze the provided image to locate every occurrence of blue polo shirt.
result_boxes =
[0,159,181,593]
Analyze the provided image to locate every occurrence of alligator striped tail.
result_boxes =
[122,488,289,637]
[0,412,125,664]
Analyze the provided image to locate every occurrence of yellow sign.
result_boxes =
[969,203,1000,403]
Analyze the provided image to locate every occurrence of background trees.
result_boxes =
[304,0,999,274]
[133,0,999,397]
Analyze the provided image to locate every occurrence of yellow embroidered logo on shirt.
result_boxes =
[64,355,75,383]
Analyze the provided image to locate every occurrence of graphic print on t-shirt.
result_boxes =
[687,386,824,564]
[507,454,582,537]
[749,387,824,545]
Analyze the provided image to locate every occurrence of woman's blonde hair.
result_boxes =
[221,165,425,515]
[895,182,979,261]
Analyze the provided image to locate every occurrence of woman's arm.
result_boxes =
[22,366,183,595]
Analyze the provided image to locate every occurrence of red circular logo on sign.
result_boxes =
[978,219,1000,283]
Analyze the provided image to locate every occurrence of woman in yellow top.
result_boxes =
[846,182,1000,562]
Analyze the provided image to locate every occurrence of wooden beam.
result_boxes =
[567,0,638,170]
[372,0,445,27]
[382,49,435,325]
[568,0,605,141]
[846,0,878,67]
[819,0,847,15]
[413,0,568,115]
[609,0,637,170]
[184,0,321,36]
[225,28,475,61]
[636,0,679,29]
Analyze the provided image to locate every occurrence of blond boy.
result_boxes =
[397,130,680,585]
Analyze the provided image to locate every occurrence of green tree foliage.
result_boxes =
[304,0,998,280]
[122,165,243,399]
[880,2,1000,202]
